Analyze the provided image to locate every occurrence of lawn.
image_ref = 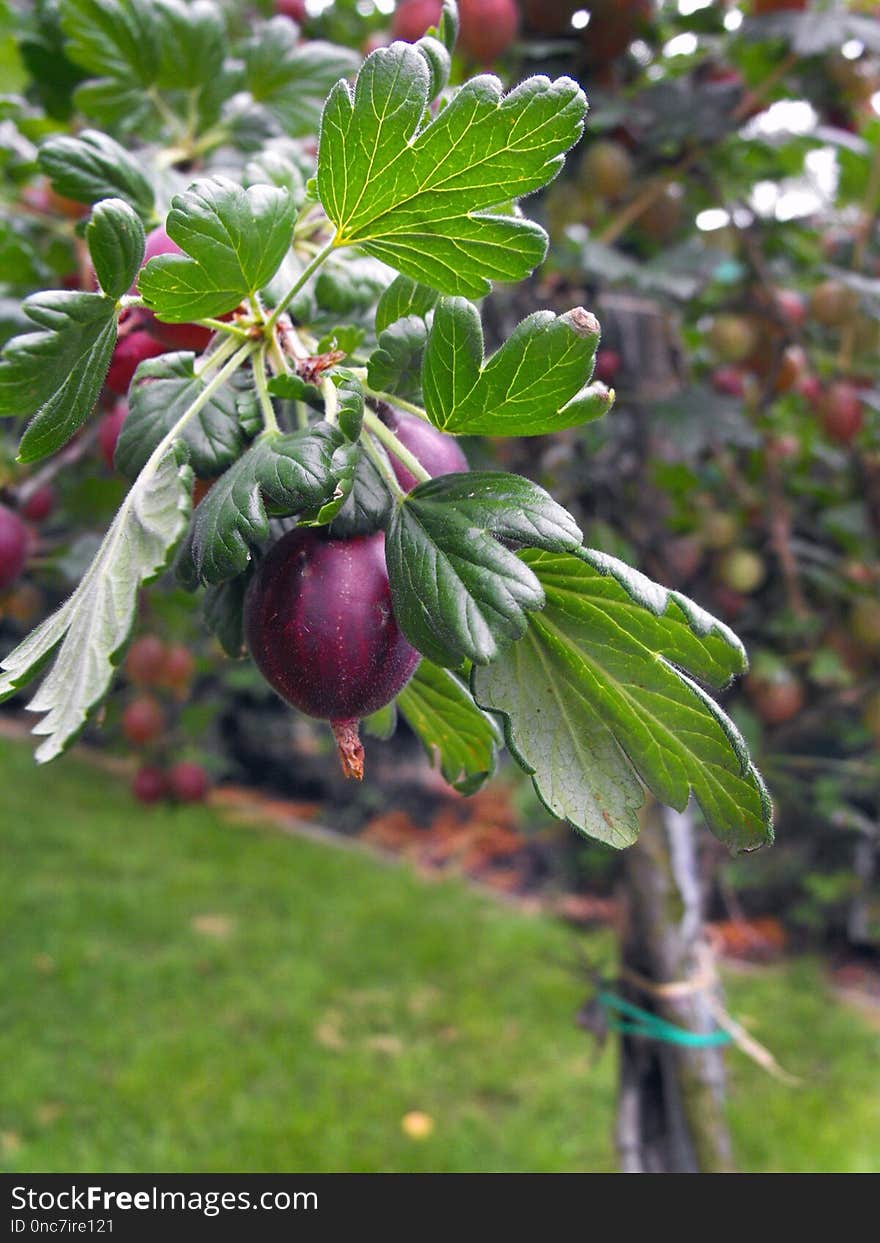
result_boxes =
[1,736,878,1172]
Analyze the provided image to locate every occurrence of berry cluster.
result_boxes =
[122,634,208,806]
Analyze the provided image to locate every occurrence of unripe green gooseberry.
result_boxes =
[701,511,739,551]
[707,314,757,364]
[718,548,766,595]
[579,140,634,201]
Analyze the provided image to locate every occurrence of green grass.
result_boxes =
[1,738,878,1172]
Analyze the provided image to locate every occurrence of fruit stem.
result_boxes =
[322,376,338,426]
[362,431,406,500]
[363,410,432,485]
[266,331,290,377]
[253,350,280,435]
[331,719,365,781]
[363,388,432,423]
[195,316,251,340]
[147,343,256,474]
[194,331,245,380]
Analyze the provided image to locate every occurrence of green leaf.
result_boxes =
[363,701,397,740]
[423,298,606,437]
[266,372,322,409]
[314,255,392,315]
[38,128,155,218]
[116,351,248,478]
[61,0,228,131]
[0,445,192,762]
[138,177,296,322]
[220,96,282,153]
[435,0,459,53]
[327,451,391,538]
[397,659,501,794]
[375,274,439,334]
[472,548,773,852]
[243,17,358,139]
[298,439,361,527]
[334,370,364,441]
[60,0,162,85]
[18,0,87,120]
[72,76,154,131]
[0,290,117,462]
[183,424,348,584]
[412,34,451,103]
[367,316,427,402]
[233,370,262,439]
[385,471,582,667]
[317,326,366,359]
[245,146,308,201]
[86,197,145,299]
[317,44,587,296]
[153,0,224,92]
[203,572,250,658]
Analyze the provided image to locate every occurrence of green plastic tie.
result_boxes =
[598,989,733,1049]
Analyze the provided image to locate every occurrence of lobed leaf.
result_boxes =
[153,0,225,92]
[61,0,230,131]
[385,472,582,666]
[38,128,155,218]
[116,350,250,478]
[314,255,394,315]
[375,274,439,334]
[203,572,251,659]
[138,177,296,322]
[0,290,117,462]
[72,76,154,131]
[317,43,587,296]
[298,440,362,527]
[473,548,773,852]
[334,371,365,441]
[422,298,607,437]
[60,0,162,85]
[367,316,428,403]
[266,373,323,410]
[0,446,192,762]
[182,424,349,585]
[327,452,391,538]
[243,17,359,139]
[397,659,501,795]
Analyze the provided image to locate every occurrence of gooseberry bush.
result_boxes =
[0,0,772,852]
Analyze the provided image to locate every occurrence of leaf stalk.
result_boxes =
[362,410,431,485]
[265,238,337,332]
